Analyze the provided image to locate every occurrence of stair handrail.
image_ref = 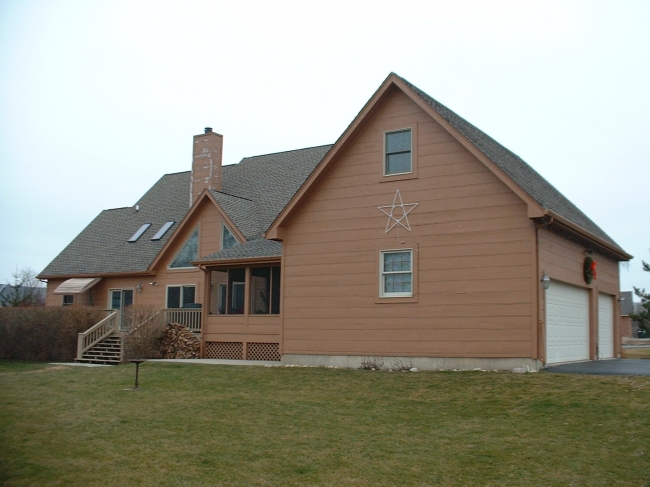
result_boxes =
[77,311,119,360]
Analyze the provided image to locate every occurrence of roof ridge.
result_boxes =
[240,143,333,161]
[209,189,254,202]
[395,74,621,250]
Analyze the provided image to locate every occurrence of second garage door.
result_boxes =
[598,293,614,359]
[546,281,590,365]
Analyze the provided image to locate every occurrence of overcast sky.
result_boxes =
[0,0,648,296]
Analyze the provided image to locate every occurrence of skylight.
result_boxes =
[128,223,151,242]
[151,221,175,241]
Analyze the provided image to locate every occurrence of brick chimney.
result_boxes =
[190,127,223,206]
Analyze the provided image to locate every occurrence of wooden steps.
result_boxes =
[76,334,122,365]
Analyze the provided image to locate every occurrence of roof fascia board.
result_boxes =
[195,256,281,267]
[389,77,545,219]
[149,189,246,270]
[38,270,153,280]
[265,74,398,240]
[544,210,632,261]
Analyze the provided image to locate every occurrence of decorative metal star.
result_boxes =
[378,190,418,233]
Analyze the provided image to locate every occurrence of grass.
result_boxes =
[622,347,650,359]
[1,361,649,486]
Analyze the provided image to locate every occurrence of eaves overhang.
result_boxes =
[193,255,281,268]
[540,211,632,262]
[37,270,155,280]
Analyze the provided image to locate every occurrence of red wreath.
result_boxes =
[584,256,597,284]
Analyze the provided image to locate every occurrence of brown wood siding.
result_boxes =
[537,227,622,360]
[281,89,536,358]
[538,228,619,294]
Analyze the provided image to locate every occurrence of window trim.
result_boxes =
[379,249,413,298]
[62,294,74,306]
[384,128,412,176]
[107,288,135,309]
[379,123,418,182]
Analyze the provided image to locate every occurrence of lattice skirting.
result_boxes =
[205,341,244,360]
[247,342,281,361]
[204,341,280,361]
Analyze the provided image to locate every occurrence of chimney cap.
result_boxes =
[204,127,213,134]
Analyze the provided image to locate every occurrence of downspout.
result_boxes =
[533,216,554,366]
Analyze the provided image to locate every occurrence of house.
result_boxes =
[0,284,46,307]
[39,73,632,369]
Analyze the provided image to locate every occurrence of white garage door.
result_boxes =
[546,281,590,364]
[598,293,614,359]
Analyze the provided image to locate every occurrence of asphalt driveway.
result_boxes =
[544,359,650,376]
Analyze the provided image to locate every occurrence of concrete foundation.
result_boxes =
[281,354,543,372]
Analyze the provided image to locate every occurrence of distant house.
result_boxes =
[0,284,46,307]
[39,73,632,369]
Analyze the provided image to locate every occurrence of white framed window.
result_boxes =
[384,128,412,176]
[166,285,196,308]
[380,249,413,297]
[222,224,238,250]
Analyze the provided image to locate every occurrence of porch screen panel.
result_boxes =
[251,267,271,314]
[210,270,227,315]
[271,266,281,314]
[228,268,245,314]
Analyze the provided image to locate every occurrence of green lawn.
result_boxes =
[1,361,649,486]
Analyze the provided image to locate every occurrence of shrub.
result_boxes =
[0,307,105,362]
[122,305,167,361]
[359,356,384,370]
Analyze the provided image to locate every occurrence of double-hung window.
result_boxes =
[380,249,413,297]
[385,129,412,175]
[167,285,196,308]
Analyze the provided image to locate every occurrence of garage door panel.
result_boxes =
[546,282,589,365]
[598,294,614,359]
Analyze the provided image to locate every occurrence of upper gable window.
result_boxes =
[385,129,412,175]
[222,224,238,250]
[169,228,198,268]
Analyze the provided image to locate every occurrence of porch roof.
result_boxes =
[195,239,282,265]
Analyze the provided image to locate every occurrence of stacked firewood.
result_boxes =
[159,323,200,359]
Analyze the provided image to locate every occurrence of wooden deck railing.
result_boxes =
[77,311,119,360]
[163,308,202,332]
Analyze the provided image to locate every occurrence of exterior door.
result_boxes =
[598,293,614,359]
[110,289,134,330]
[546,281,590,365]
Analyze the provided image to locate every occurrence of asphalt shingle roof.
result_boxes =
[40,74,625,277]
[40,146,331,276]
[197,239,282,262]
[40,171,191,277]
[396,74,622,249]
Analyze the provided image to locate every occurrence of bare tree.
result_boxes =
[630,255,650,337]
[1,267,45,307]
